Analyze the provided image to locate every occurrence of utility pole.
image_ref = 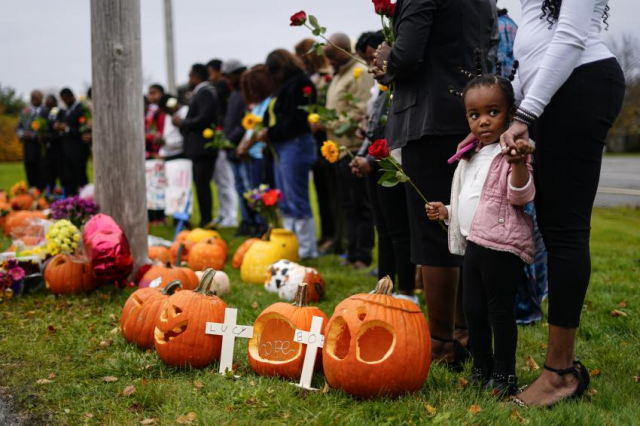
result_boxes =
[90,0,148,270]
[164,0,177,93]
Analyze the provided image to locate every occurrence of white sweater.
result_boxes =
[513,0,614,116]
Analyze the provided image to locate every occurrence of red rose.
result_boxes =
[262,189,281,207]
[290,11,307,26]
[216,125,223,131]
[368,139,390,160]
[388,2,396,16]
[372,0,391,15]
[324,74,332,83]
[302,85,313,96]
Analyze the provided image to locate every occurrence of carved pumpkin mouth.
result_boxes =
[248,313,302,364]
[154,304,189,345]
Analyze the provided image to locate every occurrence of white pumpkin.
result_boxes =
[264,259,298,294]
[195,269,230,296]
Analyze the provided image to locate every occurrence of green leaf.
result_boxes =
[320,27,327,34]
[312,28,321,36]
[334,122,355,137]
[377,170,396,184]
[316,44,325,56]
[381,179,400,187]
[308,15,320,29]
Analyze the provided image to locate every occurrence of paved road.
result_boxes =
[596,156,640,207]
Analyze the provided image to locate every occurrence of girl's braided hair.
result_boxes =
[541,0,610,30]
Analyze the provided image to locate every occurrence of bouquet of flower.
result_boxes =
[243,185,283,228]
[203,124,235,150]
[10,181,28,197]
[0,259,25,300]
[45,220,82,256]
[30,116,49,134]
[50,196,99,228]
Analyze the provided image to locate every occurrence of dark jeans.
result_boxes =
[533,58,625,328]
[229,159,261,227]
[337,156,375,265]
[367,163,414,293]
[463,241,524,376]
[273,133,316,219]
[192,154,218,227]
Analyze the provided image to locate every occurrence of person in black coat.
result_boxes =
[55,88,88,195]
[42,95,63,190]
[15,90,46,189]
[172,63,219,227]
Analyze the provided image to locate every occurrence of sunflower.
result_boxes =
[202,128,214,139]
[242,113,262,131]
[308,113,321,125]
[321,140,340,164]
[353,67,362,80]
[31,121,41,131]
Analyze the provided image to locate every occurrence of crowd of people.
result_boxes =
[16,0,623,408]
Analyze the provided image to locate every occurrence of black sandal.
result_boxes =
[513,363,587,408]
[573,360,591,390]
[431,336,470,372]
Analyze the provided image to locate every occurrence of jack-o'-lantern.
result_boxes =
[278,265,325,302]
[322,277,431,398]
[248,283,328,379]
[188,238,227,271]
[231,238,259,269]
[148,246,172,264]
[240,228,299,284]
[154,269,228,368]
[186,228,221,244]
[120,287,160,332]
[44,254,97,295]
[125,280,182,349]
[138,262,189,289]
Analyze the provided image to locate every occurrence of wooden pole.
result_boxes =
[163,0,177,94]
[90,0,148,270]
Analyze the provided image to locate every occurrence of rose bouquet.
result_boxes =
[243,185,283,228]
[50,196,99,228]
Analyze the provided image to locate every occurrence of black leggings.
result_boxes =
[192,155,218,227]
[367,164,414,293]
[463,242,524,376]
[533,58,625,328]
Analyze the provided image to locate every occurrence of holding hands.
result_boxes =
[369,43,392,82]
[504,138,535,165]
[425,202,448,221]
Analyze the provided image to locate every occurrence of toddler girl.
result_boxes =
[426,74,535,396]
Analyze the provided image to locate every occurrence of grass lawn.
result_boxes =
[0,162,639,425]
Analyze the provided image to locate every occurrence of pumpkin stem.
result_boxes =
[373,276,394,295]
[261,225,273,242]
[176,244,185,266]
[162,280,183,295]
[195,268,217,295]
[293,283,308,307]
[165,261,174,269]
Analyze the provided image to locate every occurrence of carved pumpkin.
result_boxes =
[322,277,431,398]
[231,238,259,269]
[278,265,325,302]
[248,283,328,379]
[120,287,160,332]
[170,239,194,264]
[186,228,222,244]
[195,269,230,296]
[188,238,227,271]
[138,262,189,289]
[240,228,299,284]
[154,269,228,368]
[125,281,182,349]
[44,254,97,295]
[148,246,172,264]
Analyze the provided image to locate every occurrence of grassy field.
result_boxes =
[0,162,639,425]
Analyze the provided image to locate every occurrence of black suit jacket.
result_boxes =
[384,0,497,148]
[59,102,86,158]
[181,83,219,159]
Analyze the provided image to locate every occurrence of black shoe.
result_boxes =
[573,360,590,390]
[466,366,492,386]
[486,372,518,398]
[431,336,471,372]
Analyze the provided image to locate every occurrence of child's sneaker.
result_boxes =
[485,372,518,398]
[393,293,420,306]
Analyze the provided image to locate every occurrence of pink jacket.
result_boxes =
[447,144,536,264]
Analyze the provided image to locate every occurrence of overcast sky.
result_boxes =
[1,0,638,100]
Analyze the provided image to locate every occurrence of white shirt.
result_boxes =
[457,144,500,237]
[513,0,614,116]
[160,106,188,158]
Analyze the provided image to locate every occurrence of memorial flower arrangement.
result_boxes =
[244,185,283,228]
[50,196,99,228]
[45,219,81,256]
[0,259,25,300]
[30,116,49,133]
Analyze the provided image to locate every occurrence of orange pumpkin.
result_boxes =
[170,239,194,263]
[248,283,328,379]
[120,287,163,332]
[188,238,227,271]
[154,269,228,368]
[138,262,189,289]
[231,238,259,269]
[10,194,34,210]
[124,281,182,349]
[175,230,191,243]
[3,210,47,235]
[322,277,431,398]
[44,254,97,295]
[148,246,172,264]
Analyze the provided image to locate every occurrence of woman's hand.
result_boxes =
[370,43,392,82]
[350,157,371,177]
[256,128,269,144]
[504,139,535,165]
[500,121,529,156]
[236,139,250,159]
[426,202,448,221]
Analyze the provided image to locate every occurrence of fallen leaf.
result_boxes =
[103,376,118,383]
[525,356,540,371]
[610,309,627,317]
[588,388,598,396]
[86,413,94,419]
[140,419,156,425]
[110,327,120,335]
[425,404,437,417]
[47,325,57,333]
[619,300,627,308]
[64,356,71,361]
[99,339,113,349]
[540,343,548,349]
[232,363,240,373]
[590,369,601,377]
[109,313,117,321]
[457,377,469,390]
[322,383,330,394]
[633,375,640,383]
[122,385,136,396]
[249,380,257,387]
[251,301,259,309]
[49,373,56,379]
[176,412,197,424]
[468,405,482,414]
[89,324,96,333]
[36,379,53,385]
[194,381,204,389]
[510,408,529,424]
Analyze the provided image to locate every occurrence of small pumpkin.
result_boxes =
[188,238,227,271]
[10,194,34,210]
[231,238,259,269]
[174,244,199,290]
[120,286,160,332]
[148,246,172,264]
[170,239,194,264]
[195,269,230,296]
[186,228,222,244]
[3,210,47,235]
[154,269,228,368]
[322,277,431,398]
[138,262,189,289]
[125,281,182,349]
[44,254,97,295]
[248,283,328,379]
[241,228,299,284]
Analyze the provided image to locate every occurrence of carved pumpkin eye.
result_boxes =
[155,305,188,345]
[326,316,351,360]
[356,321,395,363]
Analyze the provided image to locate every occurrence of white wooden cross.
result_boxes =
[292,315,325,391]
[205,308,254,375]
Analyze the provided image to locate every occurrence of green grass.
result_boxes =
[1,163,639,425]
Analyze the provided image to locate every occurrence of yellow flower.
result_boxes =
[379,84,389,92]
[202,128,214,139]
[242,114,262,131]
[308,113,321,125]
[73,234,80,242]
[31,121,41,131]
[353,67,362,80]
[321,140,340,164]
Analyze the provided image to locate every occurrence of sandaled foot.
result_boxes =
[515,364,586,408]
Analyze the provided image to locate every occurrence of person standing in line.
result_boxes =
[42,95,63,191]
[207,58,238,228]
[16,90,46,189]
[173,64,220,227]
[157,94,187,161]
[145,84,167,224]
[55,88,87,196]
